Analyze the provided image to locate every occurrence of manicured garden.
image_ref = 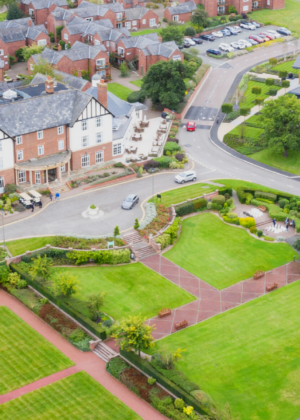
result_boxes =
[239,80,281,109]
[249,148,300,174]
[164,213,297,289]
[107,83,133,101]
[6,237,55,256]
[150,280,300,420]
[130,79,143,88]
[150,183,217,206]
[0,371,142,419]
[0,306,73,394]
[271,59,297,74]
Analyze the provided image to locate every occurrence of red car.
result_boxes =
[186,122,196,131]
[260,31,275,40]
[249,35,264,43]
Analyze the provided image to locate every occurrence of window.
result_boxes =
[58,126,64,135]
[81,136,89,147]
[118,47,124,56]
[35,171,41,184]
[37,130,43,140]
[61,164,66,172]
[106,41,109,47]
[30,64,34,71]
[81,154,90,167]
[96,58,106,67]
[96,132,102,144]
[142,19,146,24]
[173,15,179,22]
[0,50,3,56]
[136,111,140,119]
[64,33,69,40]
[16,135,22,145]
[116,23,122,29]
[96,116,102,127]
[113,143,122,156]
[125,22,131,29]
[18,170,26,183]
[116,12,122,20]
[94,39,100,45]
[96,150,104,163]
[150,18,156,27]
[81,120,87,131]
[38,145,44,155]
[17,150,23,161]
[29,8,34,15]
[132,20,137,26]
[58,140,64,150]
[267,0,270,4]
[38,39,47,46]
[243,5,249,9]
[0,176,4,193]
[0,158,3,169]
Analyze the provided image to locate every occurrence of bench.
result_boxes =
[258,205,267,212]
[158,308,171,318]
[175,320,188,330]
[253,270,265,280]
[266,283,278,292]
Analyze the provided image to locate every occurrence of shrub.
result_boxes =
[254,191,277,201]
[163,17,167,22]
[223,215,239,225]
[164,142,180,155]
[134,218,139,229]
[127,90,145,103]
[193,198,207,211]
[278,198,289,208]
[107,357,129,378]
[148,377,156,385]
[269,58,277,65]
[153,156,175,169]
[276,236,285,242]
[143,160,160,171]
[264,236,275,241]
[221,103,233,114]
[174,399,185,411]
[268,88,277,96]
[66,249,130,265]
[252,86,262,95]
[184,26,196,36]
[155,234,171,250]
[279,70,288,79]
[175,202,194,216]
[239,217,255,229]
[250,226,257,234]
[257,230,263,237]
[164,218,181,244]
[190,390,212,409]
[175,153,185,162]
[16,279,27,289]
[211,195,225,206]
[266,78,274,86]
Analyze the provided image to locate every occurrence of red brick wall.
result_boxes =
[0,168,15,186]
[132,10,159,28]
[268,0,285,9]
[0,41,9,70]
[164,9,192,22]
[5,39,26,59]
[27,32,50,47]
[71,143,113,169]
[61,27,81,45]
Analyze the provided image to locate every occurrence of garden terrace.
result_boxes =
[0,306,73,394]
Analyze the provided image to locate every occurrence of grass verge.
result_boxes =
[6,237,55,257]
[248,148,300,175]
[107,83,133,101]
[149,183,217,206]
[130,79,143,88]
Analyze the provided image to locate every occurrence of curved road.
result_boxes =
[3,39,300,240]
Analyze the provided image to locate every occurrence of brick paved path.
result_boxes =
[142,255,300,340]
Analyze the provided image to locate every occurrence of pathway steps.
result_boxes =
[123,231,157,260]
[93,342,118,362]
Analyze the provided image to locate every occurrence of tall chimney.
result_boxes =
[78,69,82,78]
[45,75,54,94]
[58,44,62,51]
[97,79,107,109]
[28,19,32,26]
[0,62,3,83]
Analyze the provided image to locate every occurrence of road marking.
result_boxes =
[207,153,210,156]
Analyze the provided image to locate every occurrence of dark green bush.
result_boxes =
[268,88,277,96]
[193,198,207,211]
[218,186,233,197]
[175,202,194,216]
[66,249,130,265]
[164,142,181,155]
[153,156,175,168]
[257,230,263,237]
[155,234,171,250]
[278,198,289,208]
[254,191,277,201]
[211,195,225,206]
[266,78,274,86]
[106,356,129,378]
[184,26,196,36]
[127,90,145,103]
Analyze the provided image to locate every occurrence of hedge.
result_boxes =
[218,186,233,196]
[254,191,277,201]
[193,198,207,211]
[10,263,106,339]
[153,156,175,169]
[211,195,225,206]
[175,202,194,217]
[21,248,69,263]
[155,233,171,250]
[66,249,130,265]
[120,349,207,416]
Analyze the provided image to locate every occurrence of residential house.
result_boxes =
[19,0,69,26]
[30,70,92,91]
[164,1,197,23]
[47,7,77,39]
[75,1,127,28]
[124,6,159,31]
[117,0,145,9]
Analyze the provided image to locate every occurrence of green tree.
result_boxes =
[112,315,155,355]
[184,26,196,37]
[221,103,233,114]
[27,58,63,82]
[88,292,106,318]
[279,70,288,79]
[251,86,261,96]
[54,273,79,297]
[120,62,129,77]
[160,26,184,45]
[114,226,120,237]
[255,97,264,111]
[240,106,250,121]
[191,9,209,31]
[259,94,300,157]
[30,255,53,281]
[141,60,193,110]
[281,79,290,93]
[7,2,23,20]
[21,45,45,62]
[134,218,139,229]
[269,58,277,66]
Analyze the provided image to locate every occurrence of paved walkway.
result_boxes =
[142,255,300,340]
[0,291,165,420]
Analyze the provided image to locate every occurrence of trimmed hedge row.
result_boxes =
[10,263,106,339]
[237,186,293,204]
[120,349,207,416]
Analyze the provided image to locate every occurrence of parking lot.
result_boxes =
[189,25,285,67]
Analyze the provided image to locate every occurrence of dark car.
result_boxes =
[206,49,221,56]
[177,43,184,50]
[121,194,139,210]
[277,27,291,35]
[192,37,203,44]
[200,34,215,41]
[183,39,191,48]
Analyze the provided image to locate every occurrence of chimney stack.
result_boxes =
[58,44,62,51]
[45,75,54,94]
[77,69,82,78]
[158,35,162,43]
[28,19,32,26]
[97,79,107,109]
[0,61,4,83]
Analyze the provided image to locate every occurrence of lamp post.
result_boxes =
[152,167,155,203]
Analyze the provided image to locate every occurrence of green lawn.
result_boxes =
[245,113,265,128]
[213,179,293,197]
[271,59,298,74]
[150,280,300,420]
[149,183,217,206]
[51,263,195,320]
[249,148,300,175]
[107,83,133,101]
[252,0,300,35]
[6,237,55,257]
[228,125,264,139]
[131,28,161,37]
[164,213,297,289]
[0,11,7,21]
[0,371,142,420]
[240,81,281,109]
[0,306,73,394]
[130,79,143,88]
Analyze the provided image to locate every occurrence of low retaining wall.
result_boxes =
[83,173,136,191]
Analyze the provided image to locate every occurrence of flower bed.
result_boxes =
[69,163,133,188]
[51,235,126,249]
[139,204,170,238]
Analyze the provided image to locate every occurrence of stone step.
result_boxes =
[138,246,157,260]
[93,342,118,363]
[123,232,143,245]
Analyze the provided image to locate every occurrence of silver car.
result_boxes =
[175,171,197,184]
[121,194,139,210]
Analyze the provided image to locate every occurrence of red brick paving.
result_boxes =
[143,256,300,339]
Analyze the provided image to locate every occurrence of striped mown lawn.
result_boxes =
[149,183,217,206]
[240,81,281,108]
[0,306,74,394]
[271,59,297,74]
[228,125,264,139]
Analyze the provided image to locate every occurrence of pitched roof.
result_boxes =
[50,6,75,21]
[0,21,48,43]
[75,2,124,18]
[0,17,32,29]
[30,71,90,91]
[125,6,150,20]
[143,41,179,58]
[166,0,196,15]
[292,55,300,69]
[65,19,113,35]
[119,32,158,48]
[29,0,68,10]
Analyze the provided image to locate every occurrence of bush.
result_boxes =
[223,215,239,225]
[257,230,263,237]
[278,198,289,208]
[127,90,145,103]
[184,26,196,36]
[269,58,277,65]
[155,234,171,250]
[211,195,225,206]
[254,191,277,202]
[16,279,27,289]
[239,217,255,229]
[175,202,194,217]
[163,17,167,22]
[264,236,275,241]
[266,78,274,86]
[148,377,156,385]
[279,70,288,79]
[268,88,277,96]
[164,218,181,244]
[4,184,17,194]
[164,142,181,155]
[106,356,129,378]
[221,103,233,114]
[193,198,207,211]
[175,153,185,162]
[153,156,175,169]
[276,236,285,242]
[250,226,257,234]
[66,249,130,265]
[143,160,160,171]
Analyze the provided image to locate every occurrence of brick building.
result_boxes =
[164,1,196,23]
[28,41,111,80]
[0,18,50,70]
[19,0,69,26]
[117,0,145,9]
[124,7,159,30]
[191,0,284,16]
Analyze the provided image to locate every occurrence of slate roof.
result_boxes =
[50,6,75,21]
[166,0,196,15]
[125,6,150,20]
[75,2,124,18]
[143,41,179,58]
[66,19,113,35]
[30,71,90,91]
[0,17,31,29]
[29,0,68,10]
[289,86,300,97]
[0,21,48,43]
[78,1,124,12]
[95,27,130,41]
[119,32,158,48]
[292,55,300,69]
[124,0,144,4]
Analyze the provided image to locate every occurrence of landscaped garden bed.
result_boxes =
[69,163,133,188]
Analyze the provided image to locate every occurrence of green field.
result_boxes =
[252,0,300,35]
[130,79,143,88]
[51,263,195,320]
[107,83,133,101]
[164,213,297,289]
[0,11,7,21]
[149,182,217,206]
[151,280,300,420]
[271,59,297,74]
[0,371,142,419]
[6,237,55,257]
[228,125,264,139]
[249,148,300,175]
[131,28,161,37]
[0,306,73,394]
[214,179,293,196]
[240,81,281,108]
[244,113,265,128]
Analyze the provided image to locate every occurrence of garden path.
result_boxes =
[142,255,300,340]
[0,291,166,420]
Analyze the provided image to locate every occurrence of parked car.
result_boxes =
[201,34,215,41]
[225,26,238,35]
[267,29,281,38]
[121,194,139,210]
[221,29,231,36]
[258,34,270,42]
[248,38,258,45]
[249,34,264,43]
[206,49,221,55]
[175,171,197,184]
[232,25,242,33]
[236,42,245,50]
[192,37,203,44]
[177,43,184,50]
[240,22,255,30]
[184,38,196,46]
[183,40,191,48]
[251,21,260,28]
[277,27,291,35]
[260,31,275,40]
[239,39,252,47]
[186,121,196,132]
[230,41,243,49]
[212,31,223,38]
[219,43,234,52]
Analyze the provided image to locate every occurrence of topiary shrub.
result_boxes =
[193,198,207,211]
[250,226,257,234]
[266,78,274,86]
[257,230,263,237]
[175,202,194,216]
[211,195,225,206]
[254,191,277,202]
[268,88,277,96]
[278,198,289,208]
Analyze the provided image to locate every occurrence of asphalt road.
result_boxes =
[2,39,300,240]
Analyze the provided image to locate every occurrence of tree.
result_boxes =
[141,60,193,110]
[30,255,53,281]
[21,45,45,62]
[259,94,300,157]
[184,26,196,37]
[255,97,264,111]
[112,315,155,355]
[269,58,277,66]
[88,292,106,318]
[160,26,184,45]
[191,9,208,31]
[251,86,262,96]
[266,78,274,86]
[7,2,23,20]
[114,226,120,237]
[281,79,290,93]
[27,58,63,82]
[279,70,288,79]
[240,107,250,122]
[54,273,79,297]
[120,62,129,77]
[221,103,233,114]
